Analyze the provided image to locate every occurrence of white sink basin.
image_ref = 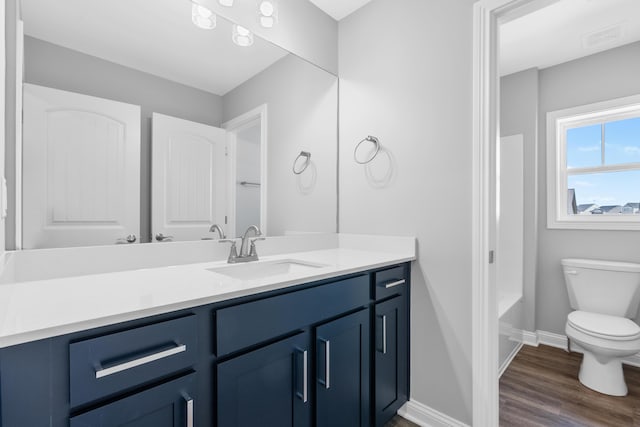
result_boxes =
[207,259,328,280]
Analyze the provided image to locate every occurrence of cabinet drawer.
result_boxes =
[70,373,195,427]
[374,265,407,300]
[70,315,197,408]
[216,275,369,356]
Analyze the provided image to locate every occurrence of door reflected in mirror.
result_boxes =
[15,0,338,249]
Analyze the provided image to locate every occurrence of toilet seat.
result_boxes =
[567,311,640,341]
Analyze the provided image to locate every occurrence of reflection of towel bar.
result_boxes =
[238,181,261,187]
[293,151,311,174]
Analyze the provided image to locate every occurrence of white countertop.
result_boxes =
[0,245,414,348]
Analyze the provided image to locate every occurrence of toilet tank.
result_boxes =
[562,258,640,318]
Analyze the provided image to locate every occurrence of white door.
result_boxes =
[152,113,227,241]
[22,84,141,249]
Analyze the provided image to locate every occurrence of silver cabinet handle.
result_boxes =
[380,279,405,289]
[294,348,308,403]
[95,344,186,378]
[319,338,331,389]
[565,270,578,275]
[155,233,174,242]
[185,396,194,427]
[382,315,387,354]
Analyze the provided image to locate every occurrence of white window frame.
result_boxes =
[547,93,640,230]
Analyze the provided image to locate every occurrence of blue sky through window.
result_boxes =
[566,117,640,211]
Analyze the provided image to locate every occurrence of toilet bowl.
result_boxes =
[562,258,640,396]
[565,311,640,396]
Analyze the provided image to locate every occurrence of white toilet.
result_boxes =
[562,258,640,396]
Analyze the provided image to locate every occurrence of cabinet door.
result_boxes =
[69,374,195,427]
[217,332,311,427]
[375,296,408,427]
[316,309,370,427]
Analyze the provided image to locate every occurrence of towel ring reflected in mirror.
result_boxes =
[354,135,380,164]
[292,151,311,174]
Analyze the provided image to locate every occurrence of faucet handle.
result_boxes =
[219,239,239,263]
[249,237,265,257]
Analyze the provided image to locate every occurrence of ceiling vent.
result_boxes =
[582,24,625,50]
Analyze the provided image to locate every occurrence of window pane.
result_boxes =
[566,124,601,168]
[605,117,640,165]
[568,170,640,215]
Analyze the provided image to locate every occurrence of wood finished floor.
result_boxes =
[500,345,640,426]
[384,415,419,427]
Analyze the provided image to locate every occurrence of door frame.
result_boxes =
[472,0,552,425]
[222,104,268,238]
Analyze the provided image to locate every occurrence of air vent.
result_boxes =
[582,24,625,50]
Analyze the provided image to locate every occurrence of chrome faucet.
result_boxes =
[219,225,265,263]
[208,224,226,239]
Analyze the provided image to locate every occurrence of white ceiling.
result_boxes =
[500,0,640,76]
[308,0,373,21]
[21,0,289,95]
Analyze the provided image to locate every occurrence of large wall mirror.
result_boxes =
[10,0,338,249]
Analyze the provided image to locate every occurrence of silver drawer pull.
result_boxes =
[319,338,331,389]
[380,279,405,289]
[382,315,388,354]
[95,344,187,378]
[186,396,194,427]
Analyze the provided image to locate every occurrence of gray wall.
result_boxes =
[223,54,338,236]
[500,68,539,332]
[537,41,640,334]
[21,36,224,245]
[339,0,475,423]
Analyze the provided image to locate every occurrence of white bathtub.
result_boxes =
[498,292,524,376]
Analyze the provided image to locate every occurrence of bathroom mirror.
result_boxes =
[11,0,338,249]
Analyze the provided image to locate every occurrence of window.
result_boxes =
[547,94,640,230]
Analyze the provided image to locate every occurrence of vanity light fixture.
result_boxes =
[259,1,278,28]
[191,2,216,30]
[232,25,254,47]
[218,0,234,6]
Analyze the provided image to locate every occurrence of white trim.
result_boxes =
[222,104,268,238]
[398,400,470,427]
[14,19,24,250]
[499,342,524,378]
[522,329,640,366]
[473,1,552,425]
[520,330,539,347]
[536,330,569,350]
[546,94,640,231]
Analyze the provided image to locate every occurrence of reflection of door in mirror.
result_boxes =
[223,105,268,238]
[152,113,226,242]
[234,121,261,237]
[22,84,141,249]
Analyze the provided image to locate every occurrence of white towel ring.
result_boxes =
[354,136,380,164]
[292,151,311,174]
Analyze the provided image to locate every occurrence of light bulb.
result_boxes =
[218,0,234,6]
[260,16,275,28]
[259,1,275,16]
[192,3,216,29]
[258,1,277,28]
[232,25,254,47]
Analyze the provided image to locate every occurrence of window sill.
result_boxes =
[547,217,640,231]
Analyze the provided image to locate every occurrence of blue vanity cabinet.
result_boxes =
[69,373,196,427]
[374,295,408,427]
[217,332,312,427]
[316,308,370,427]
[0,262,411,427]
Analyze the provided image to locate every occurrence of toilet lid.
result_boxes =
[568,311,640,339]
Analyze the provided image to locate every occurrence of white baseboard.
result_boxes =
[520,330,538,346]
[536,330,568,351]
[499,342,523,378]
[398,400,470,427]
[522,329,640,367]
